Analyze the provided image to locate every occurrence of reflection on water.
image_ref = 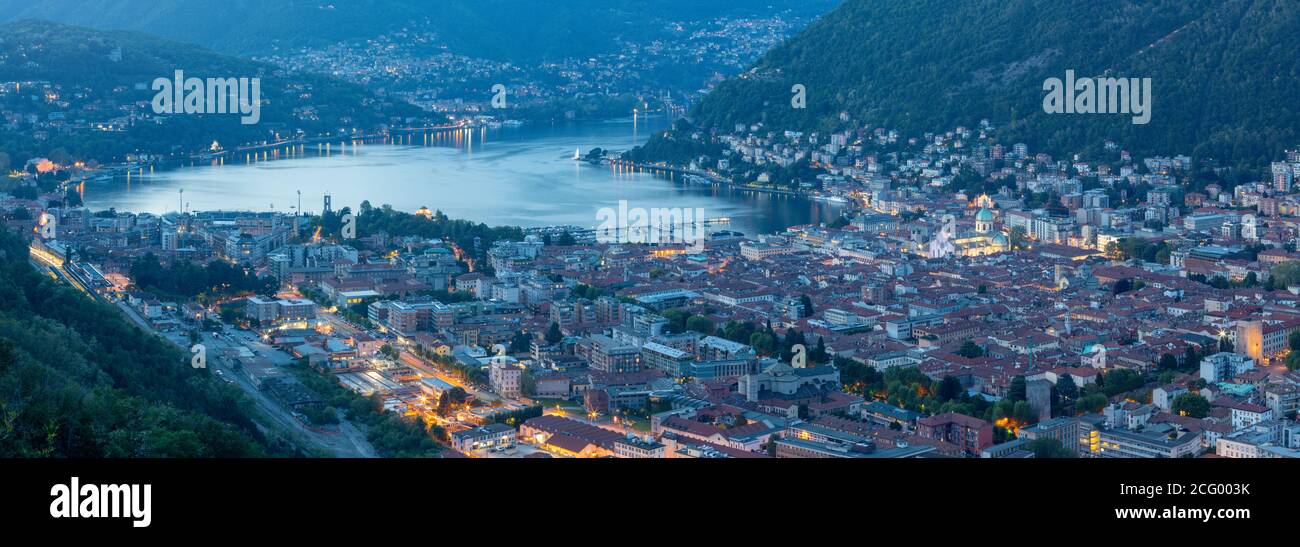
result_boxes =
[84,118,844,237]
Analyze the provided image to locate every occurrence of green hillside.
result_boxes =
[0,228,269,457]
[0,20,424,167]
[686,0,1300,169]
[0,0,838,62]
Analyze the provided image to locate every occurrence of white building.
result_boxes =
[1200,352,1254,383]
[1217,424,1300,458]
[1229,403,1273,431]
[488,357,525,399]
[245,296,317,324]
[1152,385,1188,412]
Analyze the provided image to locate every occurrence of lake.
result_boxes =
[83,117,844,237]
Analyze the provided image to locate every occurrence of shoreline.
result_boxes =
[75,117,661,185]
[608,158,810,198]
[71,118,842,236]
[75,115,680,183]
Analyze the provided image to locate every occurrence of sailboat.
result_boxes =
[573,148,582,161]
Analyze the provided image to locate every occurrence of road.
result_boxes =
[186,329,378,458]
[318,306,497,403]
[115,300,154,331]
[311,300,497,403]
[31,254,382,457]
[108,297,377,457]
[397,349,499,404]
[321,312,363,338]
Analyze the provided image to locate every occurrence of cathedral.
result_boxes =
[911,195,1010,258]
[949,205,1009,257]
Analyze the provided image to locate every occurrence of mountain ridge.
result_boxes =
[683,0,1300,169]
[0,20,423,166]
[0,0,839,62]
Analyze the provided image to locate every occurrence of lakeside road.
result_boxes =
[610,159,803,197]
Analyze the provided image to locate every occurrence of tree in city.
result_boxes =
[1171,393,1211,419]
[834,355,881,398]
[517,370,537,397]
[1007,375,1028,403]
[1056,375,1078,401]
[721,320,757,344]
[1008,226,1029,251]
[1287,331,1300,371]
[1026,438,1076,458]
[779,328,807,362]
[810,336,829,364]
[1102,368,1145,397]
[937,375,963,402]
[545,321,563,344]
[685,315,714,336]
[766,434,780,457]
[129,252,275,300]
[662,309,690,333]
[508,331,533,354]
[1185,345,1202,371]
[1077,393,1108,413]
[749,330,777,356]
[1012,401,1037,425]
[436,387,469,417]
[1157,353,1178,371]
[956,339,985,359]
[570,284,603,300]
[1271,261,1300,288]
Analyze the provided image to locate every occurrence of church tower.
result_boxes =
[975,208,994,234]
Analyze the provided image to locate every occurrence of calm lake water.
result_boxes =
[83,117,844,237]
